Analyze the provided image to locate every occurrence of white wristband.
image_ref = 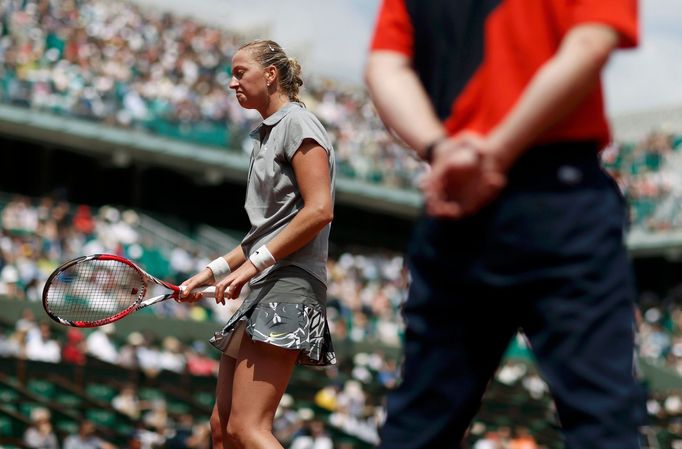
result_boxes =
[207,257,231,279]
[249,245,276,272]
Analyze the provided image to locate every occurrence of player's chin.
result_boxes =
[236,94,254,108]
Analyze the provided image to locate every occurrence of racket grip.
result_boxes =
[192,286,216,299]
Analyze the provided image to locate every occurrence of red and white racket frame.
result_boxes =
[42,253,215,328]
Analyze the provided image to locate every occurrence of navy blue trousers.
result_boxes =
[378,143,644,449]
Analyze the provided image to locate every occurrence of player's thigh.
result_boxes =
[215,354,237,419]
[230,333,299,427]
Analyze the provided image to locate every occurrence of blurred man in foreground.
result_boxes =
[365,1,644,448]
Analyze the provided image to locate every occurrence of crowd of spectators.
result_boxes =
[5,191,682,447]
[0,0,426,189]
[0,304,394,447]
[601,131,682,231]
[469,426,547,449]
[0,302,562,448]
[0,307,220,376]
[2,0,682,216]
[1,305,349,447]
[3,181,682,447]
[0,192,407,446]
[638,287,682,375]
[0,193,407,349]
[21,405,210,449]
[0,193,224,320]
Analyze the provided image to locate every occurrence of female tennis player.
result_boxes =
[178,39,336,449]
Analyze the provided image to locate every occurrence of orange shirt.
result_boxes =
[370,0,638,148]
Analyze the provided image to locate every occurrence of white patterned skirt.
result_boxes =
[209,265,336,366]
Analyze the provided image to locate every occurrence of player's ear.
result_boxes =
[264,65,277,87]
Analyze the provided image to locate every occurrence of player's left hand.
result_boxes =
[213,262,258,304]
[422,132,507,219]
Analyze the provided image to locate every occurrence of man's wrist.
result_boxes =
[486,132,522,174]
[421,135,448,163]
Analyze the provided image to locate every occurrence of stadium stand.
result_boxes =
[602,132,682,231]
[0,0,427,192]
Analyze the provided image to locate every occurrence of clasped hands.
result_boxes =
[422,132,508,219]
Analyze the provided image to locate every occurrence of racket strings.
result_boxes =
[45,259,145,322]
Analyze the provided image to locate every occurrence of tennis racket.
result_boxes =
[42,253,215,328]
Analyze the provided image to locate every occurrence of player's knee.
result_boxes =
[226,419,261,448]
[213,425,241,449]
[210,407,237,449]
[224,422,244,446]
[208,407,220,432]
[209,411,221,435]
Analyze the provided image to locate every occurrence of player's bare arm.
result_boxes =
[213,138,333,303]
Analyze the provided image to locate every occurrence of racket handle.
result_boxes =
[191,286,216,299]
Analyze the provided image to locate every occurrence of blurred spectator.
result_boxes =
[376,358,400,389]
[129,420,165,449]
[85,323,118,364]
[16,308,38,334]
[273,393,301,444]
[0,262,22,298]
[314,384,339,413]
[185,341,218,376]
[158,336,185,373]
[25,321,61,363]
[62,328,86,365]
[473,430,504,449]
[137,333,162,378]
[165,413,195,449]
[165,413,210,449]
[289,419,333,449]
[118,331,144,369]
[127,434,143,449]
[23,407,59,449]
[72,205,95,235]
[336,380,366,419]
[0,323,18,357]
[143,399,169,434]
[184,422,211,449]
[8,327,28,359]
[112,384,144,420]
[63,421,116,449]
[510,427,538,449]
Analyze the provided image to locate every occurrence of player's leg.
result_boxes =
[211,353,237,449]
[226,333,299,449]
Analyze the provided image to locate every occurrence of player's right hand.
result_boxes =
[178,268,215,303]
